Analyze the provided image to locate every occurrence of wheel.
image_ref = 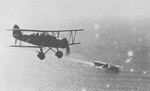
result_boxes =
[55,51,63,58]
[37,52,45,60]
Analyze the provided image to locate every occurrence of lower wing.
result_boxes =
[10,45,40,48]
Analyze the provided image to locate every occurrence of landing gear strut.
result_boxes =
[37,47,63,60]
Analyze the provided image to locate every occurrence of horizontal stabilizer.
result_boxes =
[69,42,80,45]
[7,29,84,32]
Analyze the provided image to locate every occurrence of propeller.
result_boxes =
[62,38,70,55]
[66,43,70,55]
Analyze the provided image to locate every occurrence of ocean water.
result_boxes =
[0,46,149,91]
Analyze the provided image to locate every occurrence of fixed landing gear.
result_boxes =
[37,52,45,60]
[37,47,63,60]
[55,51,63,58]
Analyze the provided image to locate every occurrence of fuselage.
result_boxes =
[94,61,120,74]
[13,30,67,48]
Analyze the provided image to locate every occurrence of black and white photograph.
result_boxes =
[0,0,150,91]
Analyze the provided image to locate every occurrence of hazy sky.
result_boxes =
[0,0,150,51]
[0,0,149,41]
[0,0,150,29]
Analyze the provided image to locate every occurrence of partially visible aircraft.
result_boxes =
[8,24,84,60]
[93,61,120,74]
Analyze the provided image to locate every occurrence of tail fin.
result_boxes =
[12,24,22,45]
[13,24,22,37]
[13,24,20,29]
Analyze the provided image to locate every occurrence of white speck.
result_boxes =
[94,24,100,30]
[142,71,147,74]
[106,84,110,88]
[95,34,99,37]
[125,58,133,63]
[130,68,134,72]
[81,88,86,91]
[125,59,130,63]
[127,50,134,57]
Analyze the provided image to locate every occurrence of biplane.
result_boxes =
[8,25,84,60]
[93,61,120,74]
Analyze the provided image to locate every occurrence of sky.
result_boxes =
[0,0,149,48]
[0,0,150,90]
[0,0,150,42]
[0,0,150,28]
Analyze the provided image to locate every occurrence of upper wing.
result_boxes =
[93,61,107,67]
[7,29,84,32]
